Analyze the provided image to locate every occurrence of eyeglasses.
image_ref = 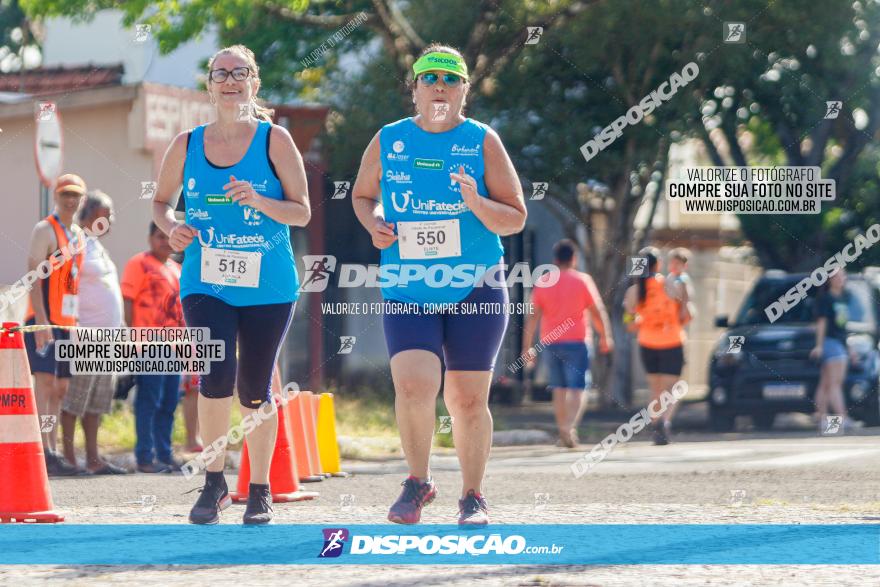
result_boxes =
[419,72,463,87]
[209,67,251,83]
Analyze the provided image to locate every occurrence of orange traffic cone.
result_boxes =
[0,323,63,523]
[301,391,326,477]
[287,393,323,482]
[230,396,318,503]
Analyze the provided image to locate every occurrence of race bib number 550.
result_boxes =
[397,219,461,260]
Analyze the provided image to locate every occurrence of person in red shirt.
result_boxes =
[522,239,613,447]
[121,222,185,473]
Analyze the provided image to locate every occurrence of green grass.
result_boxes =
[82,392,506,456]
[334,394,398,438]
[76,400,242,454]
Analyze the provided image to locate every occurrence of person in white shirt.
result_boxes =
[60,190,128,474]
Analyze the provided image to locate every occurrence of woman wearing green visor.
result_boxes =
[353,44,526,525]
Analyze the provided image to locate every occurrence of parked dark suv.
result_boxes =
[709,271,880,431]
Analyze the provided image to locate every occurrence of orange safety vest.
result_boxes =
[634,274,685,349]
[25,215,84,327]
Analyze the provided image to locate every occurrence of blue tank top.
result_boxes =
[379,117,504,304]
[180,121,299,306]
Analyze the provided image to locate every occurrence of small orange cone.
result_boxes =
[0,322,63,523]
[230,389,318,502]
[286,393,323,483]
[316,393,348,477]
[301,391,326,477]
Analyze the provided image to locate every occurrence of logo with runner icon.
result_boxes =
[332,181,350,200]
[431,102,450,121]
[337,336,356,355]
[530,182,548,200]
[40,415,57,433]
[525,27,543,45]
[822,415,843,435]
[140,181,157,200]
[319,528,349,558]
[299,255,337,293]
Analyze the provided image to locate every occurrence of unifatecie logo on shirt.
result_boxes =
[197,227,266,248]
[390,190,468,216]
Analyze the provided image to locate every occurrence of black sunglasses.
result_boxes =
[209,67,251,83]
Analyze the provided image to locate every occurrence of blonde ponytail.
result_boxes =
[250,97,274,122]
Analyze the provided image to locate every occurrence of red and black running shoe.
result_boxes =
[387,475,437,524]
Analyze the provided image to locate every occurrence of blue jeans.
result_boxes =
[134,374,181,465]
[545,342,590,390]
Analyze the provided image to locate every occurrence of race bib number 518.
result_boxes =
[201,248,261,288]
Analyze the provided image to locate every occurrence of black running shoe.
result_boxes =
[242,484,273,525]
[158,457,184,473]
[188,475,231,525]
[45,450,78,477]
[458,489,489,525]
[652,422,669,446]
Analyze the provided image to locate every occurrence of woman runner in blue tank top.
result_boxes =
[353,44,527,526]
[152,45,310,525]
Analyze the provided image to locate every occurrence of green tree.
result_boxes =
[1,0,40,71]
[689,0,880,270]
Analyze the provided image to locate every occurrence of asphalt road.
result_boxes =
[2,427,878,585]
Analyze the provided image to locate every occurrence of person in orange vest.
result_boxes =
[23,173,87,476]
[624,247,688,445]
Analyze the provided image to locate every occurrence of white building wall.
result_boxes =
[41,10,217,88]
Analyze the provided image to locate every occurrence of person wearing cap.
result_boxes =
[23,173,88,476]
[352,44,527,525]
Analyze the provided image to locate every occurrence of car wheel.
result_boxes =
[862,400,880,427]
[710,410,736,432]
[752,413,776,431]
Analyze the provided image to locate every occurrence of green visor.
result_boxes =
[412,52,469,80]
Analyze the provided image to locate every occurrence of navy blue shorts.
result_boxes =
[182,294,294,407]
[23,318,71,378]
[383,284,509,372]
[545,342,590,390]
